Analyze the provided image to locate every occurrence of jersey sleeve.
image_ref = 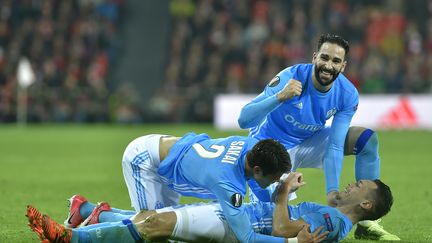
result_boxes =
[237,68,294,129]
[324,91,359,193]
[212,183,285,243]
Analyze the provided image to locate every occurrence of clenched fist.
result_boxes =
[277,79,302,101]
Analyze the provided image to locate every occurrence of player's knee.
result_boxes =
[346,127,378,155]
[137,213,175,241]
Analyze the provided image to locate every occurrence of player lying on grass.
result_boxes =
[26,172,393,243]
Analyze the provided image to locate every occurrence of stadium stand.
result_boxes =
[147,0,432,123]
[1,0,431,123]
[0,0,123,122]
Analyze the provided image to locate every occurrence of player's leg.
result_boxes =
[344,126,380,181]
[29,206,144,243]
[122,134,179,211]
[137,202,237,243]
[71,220,142,243]
[64,194,136,228]
[288,127,330,171]
[290,126,380,177]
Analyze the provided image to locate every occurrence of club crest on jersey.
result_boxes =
[231,193,243,207]
[354,104,358,111]
[268,76,280,87]
[326,108,337,119]
[323,213,334,232]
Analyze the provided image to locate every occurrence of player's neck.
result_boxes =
[336,205,361,224]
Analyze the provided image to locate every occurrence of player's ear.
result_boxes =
[360,200,372,210]
[252,166,263,177]
[340,60,347,72]
[312,52,317,62]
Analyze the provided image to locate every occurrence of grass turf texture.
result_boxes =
[0,124,431,242]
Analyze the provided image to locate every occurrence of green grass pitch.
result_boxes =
[0,124,431,242]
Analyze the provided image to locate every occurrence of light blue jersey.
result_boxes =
[158,133,285,243]
[244,201,353,243]
[239,63,359,193]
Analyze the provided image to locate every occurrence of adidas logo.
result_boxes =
[294,102,303,109]
[379,97,418,128]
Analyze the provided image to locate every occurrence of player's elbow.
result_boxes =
[238,107,255,129]
[237,116,249,129]
[237,112,250,129]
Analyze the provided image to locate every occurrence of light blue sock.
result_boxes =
[72,220,142,243]
[354,129,380,181]
[111,207,136,216]
[99,211,132,222]
[80,201,135,222]
[80,202,96,219]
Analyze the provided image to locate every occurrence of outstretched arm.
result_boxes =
[324,110,355,206]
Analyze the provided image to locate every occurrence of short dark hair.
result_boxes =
[363,179,393,221]
[317,33,349,56]
[247,139,291,175]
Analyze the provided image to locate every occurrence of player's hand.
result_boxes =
[297,225,329,243]
[284,172,306,192]
[277,172,306,196]
[277,79,302,101]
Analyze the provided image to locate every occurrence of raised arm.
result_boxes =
[238,77,302,129]
[272,173,329,243]
[272,172,307,237]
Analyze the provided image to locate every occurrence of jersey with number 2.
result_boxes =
[158,132,286,243]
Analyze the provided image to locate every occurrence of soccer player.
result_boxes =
[237,33,399,240]
[26,173,394,243]
[122,132,291,242]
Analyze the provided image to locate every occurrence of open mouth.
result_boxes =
[319,70,333,79]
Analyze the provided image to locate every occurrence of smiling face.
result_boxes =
[312,42,347,89]
[338,180,378,204]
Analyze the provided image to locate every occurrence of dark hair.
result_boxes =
[363,179,393,221]
[247,139,291,175]
[317,33,349,56]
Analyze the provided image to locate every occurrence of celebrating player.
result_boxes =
[237,33,398,240]
[26,173,394,243]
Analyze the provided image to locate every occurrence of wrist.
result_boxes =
[276,92,285,102]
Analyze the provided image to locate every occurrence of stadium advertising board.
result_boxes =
[214,95,432,130]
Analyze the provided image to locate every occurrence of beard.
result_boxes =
[314,65,341,87]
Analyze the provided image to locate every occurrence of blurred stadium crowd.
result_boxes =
[1,0,432,123]
[0,0,123,122]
